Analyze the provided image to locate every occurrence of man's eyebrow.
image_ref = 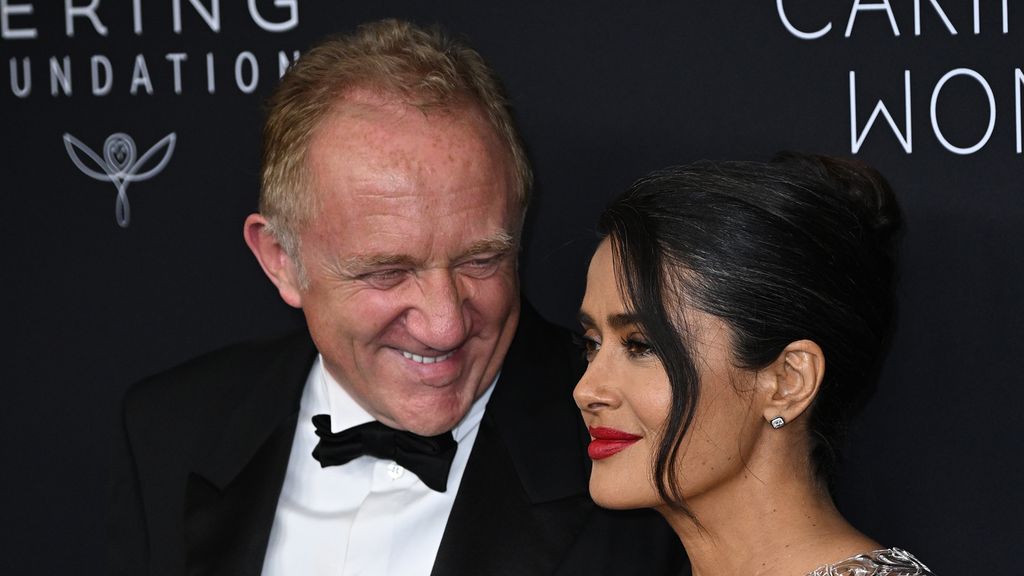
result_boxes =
[335,253,419,272]
[461,232,517,257]
[327,232,516,274]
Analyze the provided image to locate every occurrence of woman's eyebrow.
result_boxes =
[577,311,595,327]
[576,311,642,329]
[607,312,642,329]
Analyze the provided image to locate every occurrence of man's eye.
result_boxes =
[358,269,408,289]
[459,255,503,278]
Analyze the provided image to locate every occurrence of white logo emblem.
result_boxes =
[63,132,177,227]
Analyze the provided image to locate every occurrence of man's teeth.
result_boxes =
[401,350,455,364]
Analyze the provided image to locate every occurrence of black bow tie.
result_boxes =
[310,415,458,492]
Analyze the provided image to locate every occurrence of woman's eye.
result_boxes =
[572,332,601,362]
[622,337,655,359]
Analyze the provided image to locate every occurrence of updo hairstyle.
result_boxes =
[598,152,902,510]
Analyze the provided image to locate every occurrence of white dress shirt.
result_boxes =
[261,355,495,576]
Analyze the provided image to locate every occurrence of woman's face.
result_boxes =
[573,239,760,511]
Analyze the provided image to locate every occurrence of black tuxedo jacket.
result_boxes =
[108,305,687,576]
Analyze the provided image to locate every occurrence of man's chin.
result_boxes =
[393,412,465,436]
[385,392,477,436]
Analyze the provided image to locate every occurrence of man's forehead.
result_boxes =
[316,90,492,147]
[331,87,482,120]
[307,104,512,197]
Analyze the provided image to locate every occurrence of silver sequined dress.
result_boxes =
[806,548,935,575]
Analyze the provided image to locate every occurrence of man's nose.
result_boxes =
[406,268,469,350]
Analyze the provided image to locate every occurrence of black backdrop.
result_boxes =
[3,1,1021,574]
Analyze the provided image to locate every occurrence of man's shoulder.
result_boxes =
[506,301,583,377]
[498,302,586,411]
[124,330,315,419]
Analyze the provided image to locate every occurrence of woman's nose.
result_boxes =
[573,363,619,413]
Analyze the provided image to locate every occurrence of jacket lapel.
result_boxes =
[173,307,590,576]
[430,412,595,576]
[183,332,316,576]
[431,304,593,576]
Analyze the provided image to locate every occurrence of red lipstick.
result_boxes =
[587,426,642,460]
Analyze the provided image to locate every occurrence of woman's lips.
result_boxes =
[587,426,642,460]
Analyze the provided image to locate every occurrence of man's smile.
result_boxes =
[400,349,456,364]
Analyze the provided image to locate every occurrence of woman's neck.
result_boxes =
[658,459,879,576]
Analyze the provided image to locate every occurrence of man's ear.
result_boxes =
[756,339,825,428]
[243,213,304,309]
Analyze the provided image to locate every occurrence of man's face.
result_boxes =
[290,98,520,436]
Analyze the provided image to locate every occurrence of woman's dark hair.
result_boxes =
[599,152,901,511]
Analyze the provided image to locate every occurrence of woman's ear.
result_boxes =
[756,339,825,429]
